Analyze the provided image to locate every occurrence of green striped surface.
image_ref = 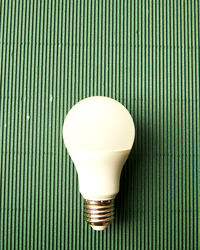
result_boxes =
[0,0,199,249]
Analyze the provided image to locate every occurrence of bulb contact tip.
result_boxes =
[84,199,115,230]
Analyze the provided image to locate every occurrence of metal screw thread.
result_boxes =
[84,199,115,230]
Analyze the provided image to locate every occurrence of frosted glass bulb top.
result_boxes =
[63,96,135,152]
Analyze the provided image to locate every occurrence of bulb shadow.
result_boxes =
[114,119,153,227]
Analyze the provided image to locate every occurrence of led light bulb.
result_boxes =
[63,96,135,230]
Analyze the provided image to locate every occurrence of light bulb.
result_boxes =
[63,96,135,230]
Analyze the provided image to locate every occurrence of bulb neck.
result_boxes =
[84,199,115,230]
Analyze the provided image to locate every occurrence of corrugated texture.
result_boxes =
[0,0,199,249]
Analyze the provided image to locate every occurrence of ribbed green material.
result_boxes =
[0,0,199,249]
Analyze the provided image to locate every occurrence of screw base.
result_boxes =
[84,199,115,231]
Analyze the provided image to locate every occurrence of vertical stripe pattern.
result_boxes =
[0,0,199,249]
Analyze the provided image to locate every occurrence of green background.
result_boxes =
[0,0,199,249]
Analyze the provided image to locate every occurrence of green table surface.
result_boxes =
[0,0,200,249]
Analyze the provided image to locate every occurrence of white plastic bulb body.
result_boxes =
[63,96,135,230]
